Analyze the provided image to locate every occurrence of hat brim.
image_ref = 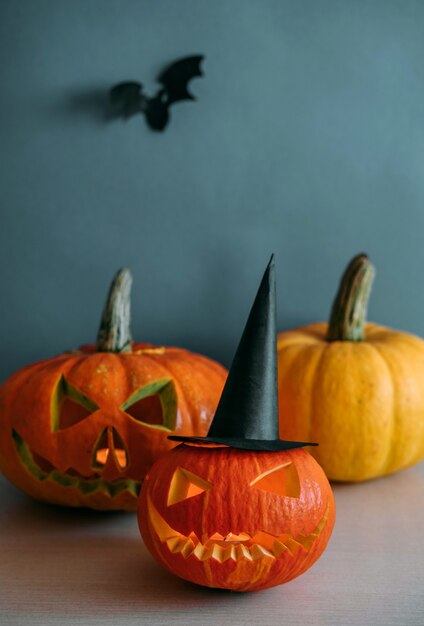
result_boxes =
[168,435,317,451]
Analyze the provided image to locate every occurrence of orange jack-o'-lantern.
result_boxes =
[0,269,226,510]
[139,444,334,591]
[138,256,335,591]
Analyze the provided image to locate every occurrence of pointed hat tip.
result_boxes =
[264,253,275,288]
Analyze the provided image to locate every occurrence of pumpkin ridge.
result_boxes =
[62,352,118,400]
[119,352,141,412]
[5,354,86,436]
[278,345,309,442]
[370,340,424,474]
[308,344,329,450]
[364,342,397,475]
[321,342,395,479]
[201,456,213,586]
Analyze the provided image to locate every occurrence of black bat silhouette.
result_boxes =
[110,55,204,131]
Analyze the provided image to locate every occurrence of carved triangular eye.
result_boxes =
[52,376,98,431]
[167,467,213,506]
[250,462,300,498]
[122,379,177,431]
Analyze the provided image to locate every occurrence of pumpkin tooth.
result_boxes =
[314,506,330,533]
[293,505,329,549]
[50,470,78,489]
[188,531,200,545]
[166,537,187,553]
[224,532,251,542]
[199,545,214,561]
[78,479,100,496]
[284,538,302,554]
[235,544,253,561]
[250,544,275,560]
[227,545,237,561]
[220,545,237,562]
[272,540,287,557]
[211,544,231,563]
[180,538,196,558]
[193,543,208,560]
[296,534,316,551]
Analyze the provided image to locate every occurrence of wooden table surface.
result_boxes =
[1,463,423,626]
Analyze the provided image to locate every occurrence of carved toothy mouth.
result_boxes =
[12,430,141,498]
[148,496,330,562]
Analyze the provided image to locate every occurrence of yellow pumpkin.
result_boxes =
[277,254,424,481]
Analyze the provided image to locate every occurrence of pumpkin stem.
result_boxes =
[96,268,133,352]
[327,254,375,342]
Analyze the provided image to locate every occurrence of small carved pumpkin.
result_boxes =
[0,269,226,510]
[278,254,424,481]
[138,443,335,591]
[139,257,335,591]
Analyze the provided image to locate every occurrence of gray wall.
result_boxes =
[1,0,424,382]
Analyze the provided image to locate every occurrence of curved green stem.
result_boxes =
[96,268,133,352]
[327,254,375,342]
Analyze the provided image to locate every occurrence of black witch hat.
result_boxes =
[169,256,316,451]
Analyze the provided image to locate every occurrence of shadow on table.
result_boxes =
[1,489,132,530]
[0,486,261,615]
[5,466,423,616]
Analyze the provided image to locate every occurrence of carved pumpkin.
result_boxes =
[0,269,227,510]
[278,254,424,481]
[139,444,334,591]
[139,257,335,591]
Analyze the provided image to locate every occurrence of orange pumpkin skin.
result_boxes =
[277,322,424,481]
[138,444,335,591]
[0,344,226,511]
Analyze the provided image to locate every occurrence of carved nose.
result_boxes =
[93,427,128,471]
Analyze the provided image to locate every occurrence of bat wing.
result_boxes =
[158,55,204,105]
[109,81,144,119]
